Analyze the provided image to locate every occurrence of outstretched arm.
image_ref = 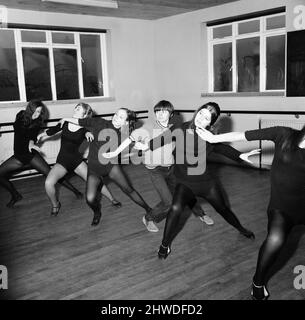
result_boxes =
[37,123,63,143]
[60,118,80,126]
[102,137,134,158]
[196,128,246,143]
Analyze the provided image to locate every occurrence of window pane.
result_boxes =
[22,48,52,100]
[266,15,285,30]
[213,43,232,91]
[213,25,232,39]
[0,30,20,101]
[266,35,285,90]
[237,37,260,92]
[21,30,46,43]
[80,34,104,97]
[52,32,74,44]
[238,20,260,34]
[53,49,79,100]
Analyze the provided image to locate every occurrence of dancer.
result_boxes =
[134,102,257,259]
[60,107,153,227]
[0,100,82,208]
[105,102,257,258]
[38,103,121,216]
[196,124,305,300]
[104,100,214,232]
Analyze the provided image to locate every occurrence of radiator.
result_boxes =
[260,119,305,166]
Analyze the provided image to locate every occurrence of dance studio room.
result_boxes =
[0,0,305,301]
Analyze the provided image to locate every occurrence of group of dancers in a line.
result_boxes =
[1,99,305,300]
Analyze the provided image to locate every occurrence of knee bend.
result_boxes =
[86,193,97,205]
[45,178,56,190]
[170,203,183,216]
[266,233,285,248]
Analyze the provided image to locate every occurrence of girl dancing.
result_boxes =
[0,100,82,208]
[38,103,121,216]
[196,123,305,300]
[60,107,152,227]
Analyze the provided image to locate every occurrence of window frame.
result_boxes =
[207,12,286,94]
[0,27,109,104]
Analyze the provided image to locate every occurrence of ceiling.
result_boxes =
[0,0,240,20]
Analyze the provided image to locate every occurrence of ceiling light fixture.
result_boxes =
[41,0,119,9]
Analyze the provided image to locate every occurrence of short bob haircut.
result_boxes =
[153,100,174,118]
[190,102,220,129]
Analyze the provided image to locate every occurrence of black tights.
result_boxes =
[162,182,247,247]
[86,165,150,215]
[253,209,293,286]
[0,153,80,203]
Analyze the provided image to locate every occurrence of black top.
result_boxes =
[245,126,305,224]
[78,117,127,176]
[13,111,42,164]
[149,121,242,183]
[46,122,88,171]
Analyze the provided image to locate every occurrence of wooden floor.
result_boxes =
[0,164,304,300]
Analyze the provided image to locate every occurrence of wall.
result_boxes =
[0,8,156,122]
[152,0,305,166]
[0,9,155,167]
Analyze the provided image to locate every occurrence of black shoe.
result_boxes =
[6,193,23,208]
[240,228,255,239]
[251,281,269,300]
[91,212,102,226]
[111,199,122,208]
[51,202,61,216]
[158,244,171,259]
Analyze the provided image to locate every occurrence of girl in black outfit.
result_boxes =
[38,103,121,216]
[109,102,257,256]
[197,124,305,300]
[61,107,152,226]
[135,103,257,259]
[0,100,82,208]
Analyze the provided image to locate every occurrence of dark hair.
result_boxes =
[76,102,93,118]
[19,99,47,127]
[281,125,305,152]
[154,100,174,117]
[190,102,220,130]
[120,108,137,134]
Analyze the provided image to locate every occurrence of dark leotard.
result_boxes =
[245,126,305,225]
[78,117,126,177]
[149,121,242,194]
[13,111,41,164]
[46,122,88,172]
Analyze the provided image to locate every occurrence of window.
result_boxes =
[208,13,286,93]
[0,28,109,103]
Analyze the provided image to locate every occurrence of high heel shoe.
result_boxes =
[158,244,171,259]
[91,212,102,226]
[6,193,23,208]
[51,202,61,216]
[111,199,122,208]
[251,281,270,300]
